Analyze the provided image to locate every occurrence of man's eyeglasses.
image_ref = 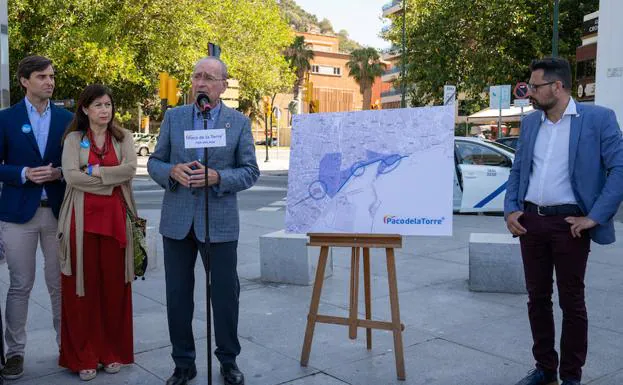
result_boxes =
[527,81,556,91]
[192,73,225,82]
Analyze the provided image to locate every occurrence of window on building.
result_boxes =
[310,65,341,76]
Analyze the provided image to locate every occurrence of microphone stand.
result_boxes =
[201,109,213,385]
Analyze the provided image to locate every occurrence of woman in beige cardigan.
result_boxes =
[57,84,137,381]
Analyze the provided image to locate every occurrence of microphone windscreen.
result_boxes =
[196,93,211,111]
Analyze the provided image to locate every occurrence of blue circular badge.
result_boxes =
[80,139,90,148]
[21,124,31,134]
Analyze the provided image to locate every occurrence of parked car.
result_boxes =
[495,136,519,150]
[133,133,157,156]
[454,137,515,213]
[255,137,278,146]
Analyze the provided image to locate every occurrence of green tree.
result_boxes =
[347,48,383,110]
[337,30,362,53]
[206,0,295,116]
[9,0,295,127]
[9,0,209,114]
[318,18,334,34]
[278,0,318,32]
[284,36,314,114]
[384,0,599,110]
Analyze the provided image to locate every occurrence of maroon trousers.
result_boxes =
[519,211,591,381]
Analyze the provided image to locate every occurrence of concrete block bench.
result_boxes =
[260,230,333,285]
[469,233,527,294]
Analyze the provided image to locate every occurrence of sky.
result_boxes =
[293,0,391,50]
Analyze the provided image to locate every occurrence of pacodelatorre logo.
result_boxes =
[383,215,446,225]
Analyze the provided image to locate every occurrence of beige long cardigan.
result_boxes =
[57,129,138,296]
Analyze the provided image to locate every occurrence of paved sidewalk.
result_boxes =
[2,199,623,384]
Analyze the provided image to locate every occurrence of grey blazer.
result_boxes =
[147,103,259,243]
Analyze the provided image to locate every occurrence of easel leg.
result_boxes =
[363,247,372,350]
[301,246,330,366]
[386,248,406,380]
[349,247,360,340]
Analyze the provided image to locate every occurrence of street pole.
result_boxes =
[264,111,269,162]
[137,103,142,133]
[202,114,213,385]
[497,92,503,139]
[400,0,407,108]
[552,0,560,57]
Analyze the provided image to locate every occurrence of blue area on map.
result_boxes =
[315,150,405,198]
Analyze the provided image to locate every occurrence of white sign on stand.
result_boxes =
[490,85,511,109]
[514,98,530,107]
[184,129,227,149]
[286,106,455,236]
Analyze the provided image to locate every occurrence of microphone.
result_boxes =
[196,93,211,117]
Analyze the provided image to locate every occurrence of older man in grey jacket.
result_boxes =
[148,57,259,385]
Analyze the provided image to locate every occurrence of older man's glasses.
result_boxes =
[192,73,225,82]
[527,81,556,92]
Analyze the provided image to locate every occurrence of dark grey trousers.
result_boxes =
[163,230,240,369]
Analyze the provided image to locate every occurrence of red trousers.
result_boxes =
[59,229,134,372]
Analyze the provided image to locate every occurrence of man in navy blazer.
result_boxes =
[505,57,623,385]
[0,56,72,379]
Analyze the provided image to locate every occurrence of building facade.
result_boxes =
[576,11,598,103]
[299,31,364,113]
[0,0,9,109]
[595,0,623,127]
[380,0,405,109]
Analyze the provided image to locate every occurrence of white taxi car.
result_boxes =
[454,137,516,213]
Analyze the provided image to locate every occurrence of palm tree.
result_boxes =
[284,36,314,114]
[346,47,383,110]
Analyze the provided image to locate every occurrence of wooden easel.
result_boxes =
[300,233,406,380]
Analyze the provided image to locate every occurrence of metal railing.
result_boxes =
[381,89,401,98]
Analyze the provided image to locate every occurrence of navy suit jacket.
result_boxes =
[0,99,73,222]
[504,102,623,245]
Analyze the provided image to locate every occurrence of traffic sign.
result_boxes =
[514,98,530,107]
[490,85,511,109]
[443,85,456,106]
[513,82,529,99]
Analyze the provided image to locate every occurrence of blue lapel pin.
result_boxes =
[225,122,231,129]
[21,124,32,134]
[80,138,90,148]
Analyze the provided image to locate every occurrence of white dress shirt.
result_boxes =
[524,97,579,206]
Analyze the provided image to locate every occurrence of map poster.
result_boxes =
[285,106,455,236]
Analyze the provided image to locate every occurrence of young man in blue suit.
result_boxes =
[505,57,623,385]
[0,55,73,379]
[148,57,259,385]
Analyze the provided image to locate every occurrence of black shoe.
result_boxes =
[1,355,24,380]
[165,366,197,385]
[220,362,245,385]
[561,380,581,385]
[514,369,558,385]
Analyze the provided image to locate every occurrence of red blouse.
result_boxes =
[83,132,127,247]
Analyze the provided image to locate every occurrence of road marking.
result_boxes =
[269,201,287,206]
[257,207,281,212]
